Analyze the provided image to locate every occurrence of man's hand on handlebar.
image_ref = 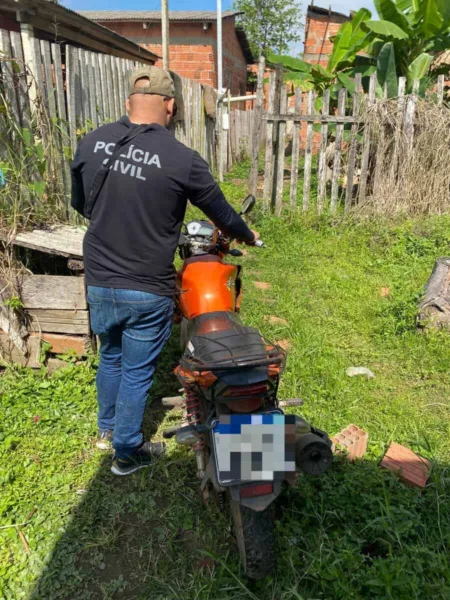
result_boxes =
[237,230,261,246]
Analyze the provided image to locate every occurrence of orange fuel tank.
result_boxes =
[177,256,241,319]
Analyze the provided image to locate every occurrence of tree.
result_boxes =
[234,0,303,58]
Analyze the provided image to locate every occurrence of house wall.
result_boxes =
[304,9,349,66]
[96,17,248,94]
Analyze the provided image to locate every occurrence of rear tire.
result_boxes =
[229,497,275,579]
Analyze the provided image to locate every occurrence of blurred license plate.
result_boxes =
[212,413,296,486]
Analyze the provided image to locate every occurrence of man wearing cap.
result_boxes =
[70,66,258,476]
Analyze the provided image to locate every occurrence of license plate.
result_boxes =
[212,413,296,486]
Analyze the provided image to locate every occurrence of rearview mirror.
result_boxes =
[240,194,256,216]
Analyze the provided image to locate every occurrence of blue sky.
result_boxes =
[64,0,377,17]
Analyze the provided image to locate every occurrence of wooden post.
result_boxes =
[88,53,98,129]
[317,89,330,214]
[289,87,302,207]
[358,73,377,204]
[51,43,71,201]
[345,73,362,211]
[249,55,265,197]
[40,40,56,120]
[274,85,287,215]
[331,88,347,213]
[263,72,276,209]
[302,90,315,212]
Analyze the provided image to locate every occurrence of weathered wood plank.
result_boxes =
[20,24,38,110]
[116,56,125,120]
[104,54,115,121]
[40,40,57,120]
[87,52,98,129]
[92,52,103,125]
[303,90,315,212]
[27,309,90,335]
[66,45,78,154]
[404,79,420,152]
[263,114,360,123]
[418,258,450,329]
[78,48,89,125]
[263,72,276,210]
[111,55,121,120]
[437,75,445,106]
[0,29,20,123]
[358,73,377,204]
[21,276,87,310]
[331,88,347,213]
[274,85,288,216]
[317,89,330,214]
[98,53,108,124]
[51,43,71,198]
[249,56,265,197]
[1,226,84,258]
[345,74,362,211]
[9,31,31,128]
[32,36,45,107]
[389,76,406,182]
[289,88,302,207]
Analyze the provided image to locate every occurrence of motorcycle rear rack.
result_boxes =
[181,331,286,371]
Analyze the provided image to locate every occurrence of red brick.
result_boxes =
[332,424,369,461]
[380,442,431,488]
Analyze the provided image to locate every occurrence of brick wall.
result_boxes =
[304,8,349,66]
[97,17,248,95]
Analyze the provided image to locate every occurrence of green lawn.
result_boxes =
[2,166,450,599]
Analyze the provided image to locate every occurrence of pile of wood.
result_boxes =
[0,226,91,368]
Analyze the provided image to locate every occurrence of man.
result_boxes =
[71,66,258,476]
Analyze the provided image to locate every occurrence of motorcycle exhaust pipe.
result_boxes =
[295,433,333,476]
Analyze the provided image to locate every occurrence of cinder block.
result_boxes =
[332,424,368,460]
[380,442,431,488]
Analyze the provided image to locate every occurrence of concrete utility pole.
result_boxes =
[161,0,169,69]
[217,0,222,92]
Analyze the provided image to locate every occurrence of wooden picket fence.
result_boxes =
[0,26,220,212]
[253,64,447,215]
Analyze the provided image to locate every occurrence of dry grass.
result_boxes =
[357,98,450,216]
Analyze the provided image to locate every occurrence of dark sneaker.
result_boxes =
[111,441,167,476]
[96,429,114,450]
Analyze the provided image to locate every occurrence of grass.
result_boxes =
[2,162,450,599]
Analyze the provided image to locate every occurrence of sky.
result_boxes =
[63,0,377,18]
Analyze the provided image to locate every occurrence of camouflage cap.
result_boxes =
[129,66,175,98]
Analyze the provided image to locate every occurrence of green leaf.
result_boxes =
[436,0,450,22]
[362,20,409,39]
[374,0,412,32]
[407,53,433,84]
[21,128,31,146]
[419,0,444,37]
[311,64,335,81]
[31,181,46,198]
[394,0,412,10]
[337,72,356,95]
[266,54,312,73]
[328,9,372,73]
[377,42,398,97]
[282,72,313,83]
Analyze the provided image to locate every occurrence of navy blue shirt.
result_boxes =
[71,116,253,296]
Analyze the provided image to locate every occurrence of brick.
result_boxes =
[380,442,431,488]
[42,333,90,356]
[332,424,369,461]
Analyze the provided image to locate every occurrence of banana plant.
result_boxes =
[268,0,450,99]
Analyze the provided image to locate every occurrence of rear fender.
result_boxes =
[229,481,283,512]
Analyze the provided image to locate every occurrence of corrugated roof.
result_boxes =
[79,10,242,22]
[307,4,351,20]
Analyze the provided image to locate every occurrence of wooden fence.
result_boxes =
[0,26,222,208]
[254,64,447,216]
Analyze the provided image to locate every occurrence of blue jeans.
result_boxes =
[87,286,173,458]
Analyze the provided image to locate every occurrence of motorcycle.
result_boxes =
[163,195,333,579]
